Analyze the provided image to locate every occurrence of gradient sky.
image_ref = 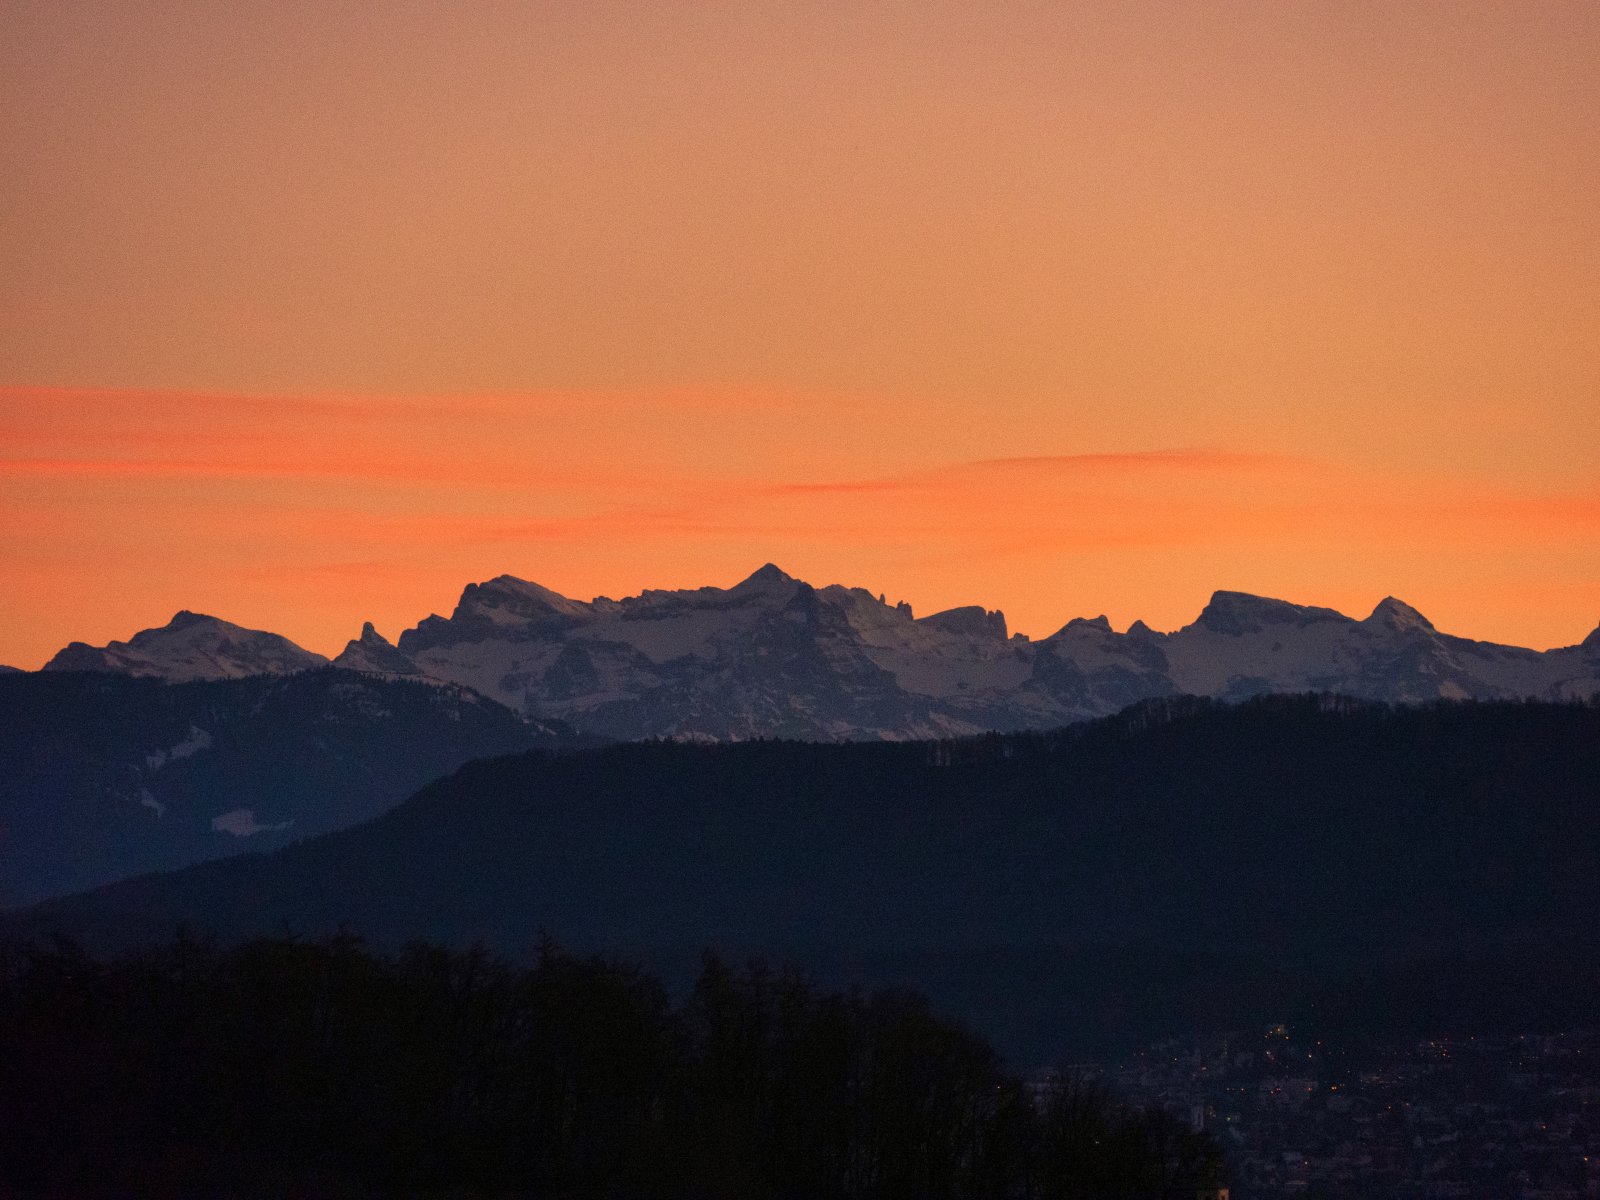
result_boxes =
[2,1,1597,668]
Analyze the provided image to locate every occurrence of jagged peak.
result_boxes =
[334,620,421,675]
[918,605,1008,640]
[352,621,404,649]
[1126,619,1159,639]
[1581,621,1600,652]
[1365,596,1435,634]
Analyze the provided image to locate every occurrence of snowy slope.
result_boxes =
[1158,592,1595,703]
[43,611,327,681]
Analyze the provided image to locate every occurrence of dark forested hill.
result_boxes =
[16,695,1600,1061]
[0,669,583,903]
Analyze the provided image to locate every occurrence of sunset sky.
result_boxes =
[3,1,1597,668]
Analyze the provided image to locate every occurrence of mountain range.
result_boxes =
[37,565,1600,740]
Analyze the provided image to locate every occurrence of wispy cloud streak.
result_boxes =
[2,387,1597,666]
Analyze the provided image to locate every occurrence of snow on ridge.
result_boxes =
[43,611,326,682]
[30,567,1600,738]
[144,725,213,771]
[211,809,293,837]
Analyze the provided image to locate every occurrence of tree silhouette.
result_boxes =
[0,934,1225,1198]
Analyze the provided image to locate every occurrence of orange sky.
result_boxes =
[2,3,1597,667]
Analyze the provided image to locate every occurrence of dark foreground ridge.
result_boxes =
[14,695,1600,1062]
[0,935,1223,1199]
[0,668,587,903]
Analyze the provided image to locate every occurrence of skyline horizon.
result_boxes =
[13,555,1599,673]
[5,4,1596,671]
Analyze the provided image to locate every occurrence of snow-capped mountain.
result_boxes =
[1160,591,1600,703]
[38,566,1600,738]
[385,566,1600,739]
[43,610,327,681]
[392,565,1037,740]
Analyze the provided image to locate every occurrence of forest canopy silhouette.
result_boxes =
[0,934,1222,1198]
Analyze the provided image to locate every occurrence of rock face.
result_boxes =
[43,611,327,681]
[330,622,423,677]
[37,568,1600,738]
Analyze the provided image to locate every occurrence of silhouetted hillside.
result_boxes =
[17,695,1600,1060]
[0,669,586,902]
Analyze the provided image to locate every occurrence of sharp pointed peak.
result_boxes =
[334,620,420,674]
[729,563,803,598]
[738,562,796,587]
